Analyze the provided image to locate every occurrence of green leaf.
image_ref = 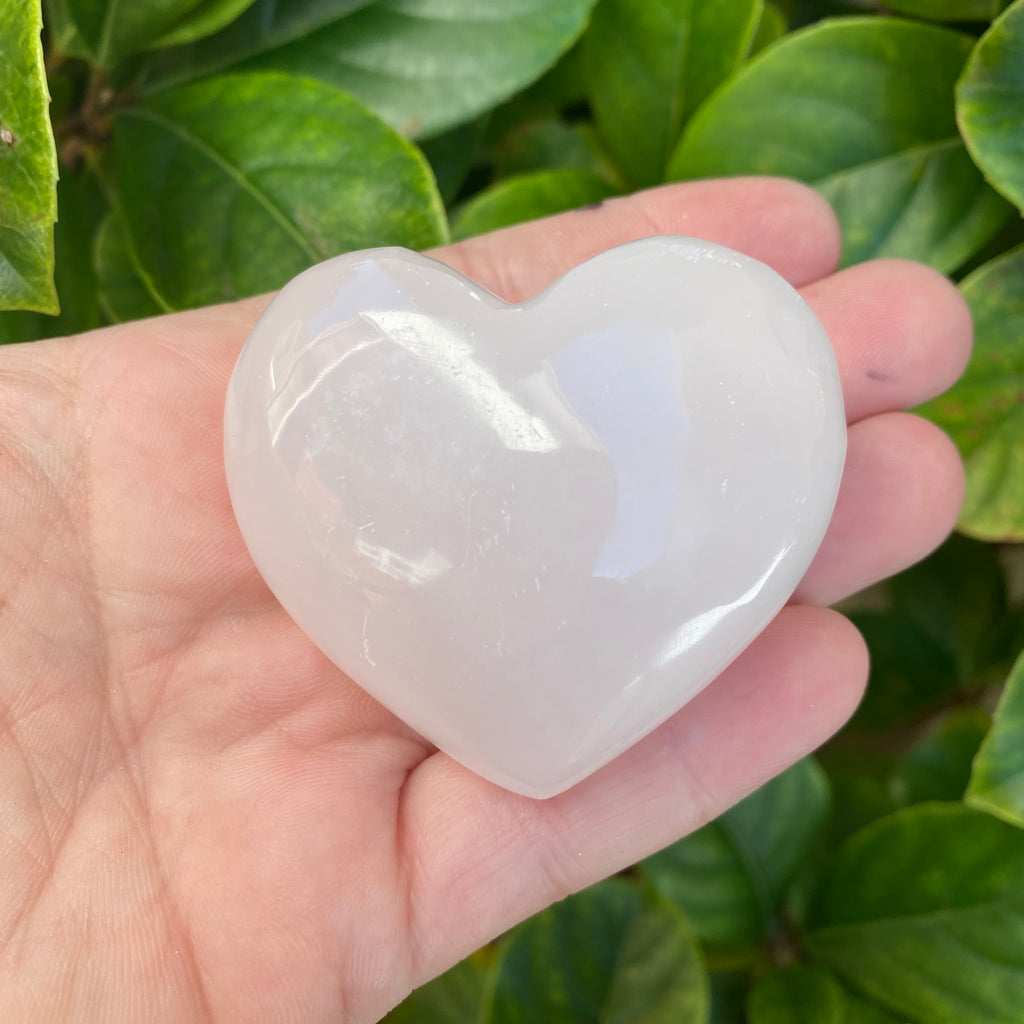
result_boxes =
[490,879,708,1024]
[44,0,94,59]
[919,245,1024,540]
[891,708,992,805]
[483,43,588,146]
[958,0,1024,214]
[749,966,904,1024]
[953,210,1024,281]
[818,139,1012,274]
[819,748,902,847]
[807,803,1024,1024]
[381,954,492,1024]
[63,0,212,66]
[642,758,830,949]
[0,0,58,313]
[847,533,1019,732]
[0,171,104,343]
[419,117,489,206]
[489,119,614,181]
[452,169,616,240]
[885,0,1005,20]
[249,0,598,138]
[154,0,599,138]
[114,71,448,311]
[93,211,167,323]
[708,971,749,1024]
[601,904,708,1024]
[147,0,375,82]
[849,612,961,731]
[150,0,258,48]
[887,534,1013,683]
[583,0,762,188]
[968,648,1024,827]
[750,3,786,55]
[748,964,847,1024]
[669,18,1010,272]
[834,992,906,1024]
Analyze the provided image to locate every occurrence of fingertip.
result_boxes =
[863,258,973,393]
[915,415,967,532]
[809,605,871,726]
[727,177,842,286]
[806,259,973,422]
[699,604,870,770]
[627,176,841,286]
[868,412,967,557]
[797,412,965,605]
[433,176,844,300]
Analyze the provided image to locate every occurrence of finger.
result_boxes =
[433,177,841,298]
[795,413,964,606]
[119,178,839,370]
[801,259,972,425]
[402,605,867,982]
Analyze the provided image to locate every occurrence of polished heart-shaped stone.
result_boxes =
[224,237,846,798]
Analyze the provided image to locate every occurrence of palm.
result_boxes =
[0,180,970,1024]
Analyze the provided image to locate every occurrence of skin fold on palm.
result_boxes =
[0,179,970,1024]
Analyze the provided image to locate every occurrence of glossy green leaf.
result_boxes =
[419,117,489,205]
[885,0,1005,20]
[958,0,1024,214]
[820,748,901,847]
[708,971,748,1024]
[144,0,375,83]
[851,610,962,730]
[835,992,906,1024]
[63,0,210,65]
[583,0,761,187]
[114,72,447,311]
[891,707,991,805]
[483,43,588,146]
[669,18,1010,272]
[968,648,1024,827]
[807,803,1024,1024]
[44,0,93,59]
[93,211,167,323]
[750,2,786,55]
[381,955,492,1024]
[601,903,708,1024]
[490,119,613,181]
[848,534,1017,732]
[919,245,1024,540]
[748,964,847,1024]
[887,534,1013,682]
[749,966,905,1024]
[642,758,830,949]
[151,0,258,48]
[0,0,58,313]
[0,171,104,343]
[491,880,708,1024]
[954,210,1024,280]
[231,0,598,138]
[452,169,615,240]
[818,139,1011,274]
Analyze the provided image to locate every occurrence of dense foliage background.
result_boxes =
[2,0,1024,1020]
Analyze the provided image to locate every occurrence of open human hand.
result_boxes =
[0,179,970,1023]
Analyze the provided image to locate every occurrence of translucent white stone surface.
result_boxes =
[224,237,846,798]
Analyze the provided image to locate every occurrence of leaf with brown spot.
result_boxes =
[0,0,58,313]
